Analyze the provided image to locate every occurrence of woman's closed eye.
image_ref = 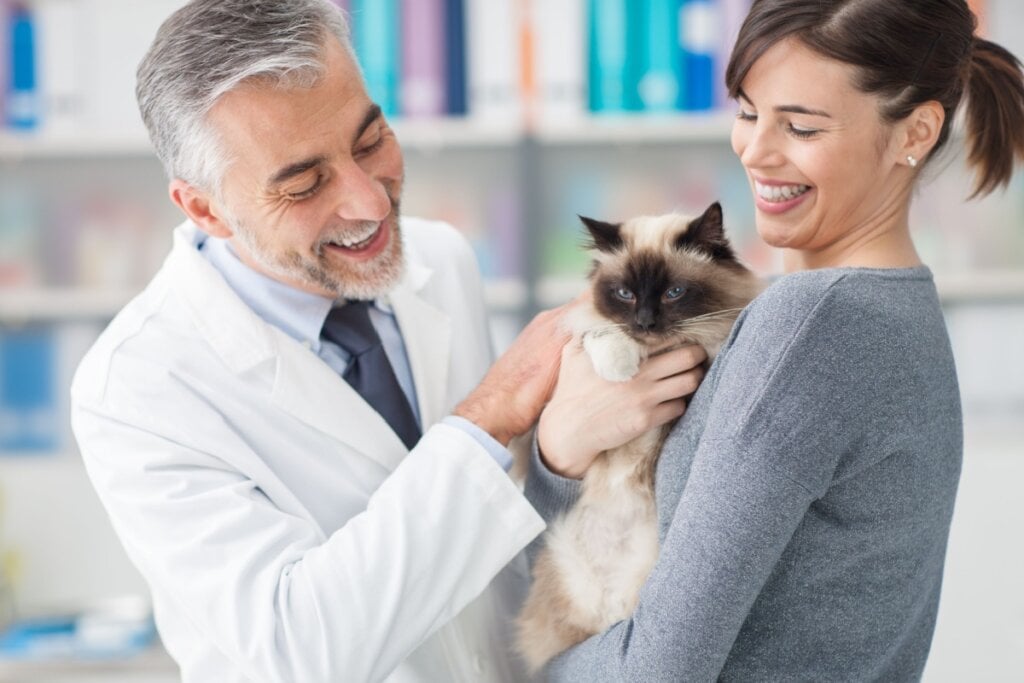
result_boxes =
[787,123,821,139]
[736,108,757,122]
[735,106,821,139]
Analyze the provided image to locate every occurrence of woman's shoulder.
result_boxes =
[739,265,937,340]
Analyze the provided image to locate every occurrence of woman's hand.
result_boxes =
[536,342,707,479]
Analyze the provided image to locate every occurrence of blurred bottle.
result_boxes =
[0,485,17,631]
[5,3,40,130]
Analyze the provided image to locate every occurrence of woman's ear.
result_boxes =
[898,100,945,168]
[169,179,234,239]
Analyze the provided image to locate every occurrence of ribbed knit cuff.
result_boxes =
[524,431,583,523]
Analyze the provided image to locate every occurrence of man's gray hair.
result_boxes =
[137,0,353,195]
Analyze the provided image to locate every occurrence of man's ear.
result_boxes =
[169,179,234,239]
[897,100,945,168]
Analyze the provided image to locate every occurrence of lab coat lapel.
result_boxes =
[271,341,408,472]
[388,272,451,431]
[168,222,409,472]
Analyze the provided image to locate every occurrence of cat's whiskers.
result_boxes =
[671,308,744,331]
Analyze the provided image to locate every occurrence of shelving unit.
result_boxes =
[0,113,770,330]
[0,279,531,322]
[536,270,1024,310]
[3,113,1024,325]
[4,3,1024,681]
[0,118,528,160]
[533,112,736,145]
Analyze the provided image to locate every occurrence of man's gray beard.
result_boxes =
[228,213,405,301]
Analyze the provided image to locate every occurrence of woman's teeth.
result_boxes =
[755,181,811,203]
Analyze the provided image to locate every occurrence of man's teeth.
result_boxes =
[330,224,380,248]
[755,181,811,203]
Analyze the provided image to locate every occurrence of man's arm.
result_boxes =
[73,386,543,683]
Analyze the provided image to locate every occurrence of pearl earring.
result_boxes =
[907,155,918,168]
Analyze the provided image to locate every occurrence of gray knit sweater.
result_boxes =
[525,266,962,682]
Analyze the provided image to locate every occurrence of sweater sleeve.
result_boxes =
[524,436,584,524]
[545,275,887,681]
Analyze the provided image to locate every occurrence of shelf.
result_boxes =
[0,280,528,322]
[481,278,528,311]
[0,130,157,159]
[391,118,524,150]
[1,114,741,159]
[934,270,1024,304]
[0,643,178,680]
[0,288,141,322]
[536,270,1024,310]
[533,112,736,145]
[0,119,525,160]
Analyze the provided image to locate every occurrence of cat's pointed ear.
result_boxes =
[674,202,737,262]
[579,215,624,252]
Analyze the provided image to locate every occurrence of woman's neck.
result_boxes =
[783,213,923,272]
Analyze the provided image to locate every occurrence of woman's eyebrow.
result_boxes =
[776,104,832,118]
[736,88,832,118]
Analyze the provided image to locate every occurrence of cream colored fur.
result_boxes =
[514,322,666,674]
[513,211,761,674]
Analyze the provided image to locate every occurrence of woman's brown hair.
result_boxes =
[725,0,1024,198]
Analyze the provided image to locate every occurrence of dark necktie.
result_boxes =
[321,302,421,450]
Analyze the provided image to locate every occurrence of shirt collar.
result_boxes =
[201,235,335,351]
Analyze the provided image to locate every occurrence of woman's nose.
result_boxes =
[734,122,782,170]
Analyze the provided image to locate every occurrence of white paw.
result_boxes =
[583,333,643,382]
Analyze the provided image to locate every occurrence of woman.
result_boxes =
[527,0,1024,680]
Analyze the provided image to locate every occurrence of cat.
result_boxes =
[514,201,762,674]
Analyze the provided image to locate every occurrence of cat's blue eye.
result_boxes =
[664,286,685,301]
[614,287,635,302]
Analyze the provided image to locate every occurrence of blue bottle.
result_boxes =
[677,0,717,111]
[588,0,629,113]
[6,3,39,130]
[351,0,401,117]
[633,0,683,113]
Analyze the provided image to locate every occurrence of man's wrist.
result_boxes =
[453,392,515,446]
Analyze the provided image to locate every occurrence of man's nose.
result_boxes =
[332,161,392,222]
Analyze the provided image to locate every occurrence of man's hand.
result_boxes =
[453,305,573,446]
[536,342,707,479]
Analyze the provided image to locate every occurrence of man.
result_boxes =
[71,1,702,681]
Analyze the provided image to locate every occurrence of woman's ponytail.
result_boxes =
[962,37,1024,198]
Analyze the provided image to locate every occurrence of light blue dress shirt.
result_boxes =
[200,235,511,471]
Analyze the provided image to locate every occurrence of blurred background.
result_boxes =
[0,0,1021,680]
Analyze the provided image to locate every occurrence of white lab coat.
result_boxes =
[71,218,545,683]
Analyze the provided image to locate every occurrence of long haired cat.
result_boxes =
[515,202,762,673]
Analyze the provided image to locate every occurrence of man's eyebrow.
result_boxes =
[268,156,327,187]
[266,104,384,187]
[353,104,383,146]
[736,88,832,118]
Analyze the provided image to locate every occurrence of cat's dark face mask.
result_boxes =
[581,202,747,343]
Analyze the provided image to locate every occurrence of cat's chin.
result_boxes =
[626,329,674,345]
